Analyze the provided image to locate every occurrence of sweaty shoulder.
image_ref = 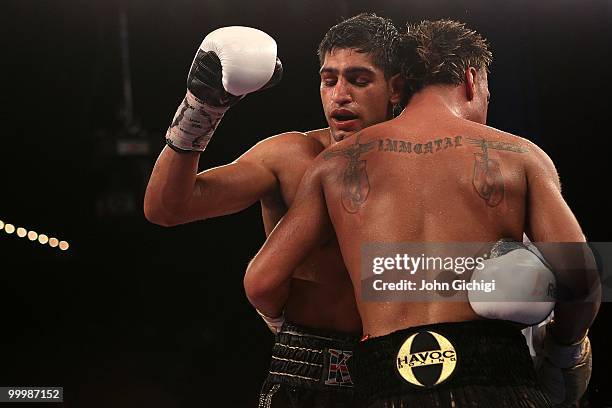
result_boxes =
[462,120,530,147]
[461,121,561,189]
[518,135,561,190]
[237,130,327,167]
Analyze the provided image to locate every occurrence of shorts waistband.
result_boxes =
[266,321,359,391]
[355,320,539,398]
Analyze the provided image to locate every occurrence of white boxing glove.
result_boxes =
[201,26,279,96]
[468,240,556,325]
[166,26,283,152]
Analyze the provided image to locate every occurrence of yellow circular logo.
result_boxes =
[396,331,457,388]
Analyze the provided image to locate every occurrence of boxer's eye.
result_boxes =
[350,76,371,87]
[321,78,337,87]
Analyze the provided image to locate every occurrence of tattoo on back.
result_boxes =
[467,138,528,207]
[324,134,376,213]
[376,136,463,154]
[323,133,528,212]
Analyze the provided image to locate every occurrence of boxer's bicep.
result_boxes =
[189,159,277,219]
[526,150,584,243]
[182,132,319,222]
[244,165,330,317]
[145,141,279,225]
[525,152,584,278]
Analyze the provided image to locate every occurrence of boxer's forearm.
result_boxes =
[549,244,601,343]
[552,295,600,344]
[144,146,200,226]
[245,166,330,318]
[245,246,295,319]
[246,277,291,320]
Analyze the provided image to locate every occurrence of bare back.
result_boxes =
[320,115,532,336]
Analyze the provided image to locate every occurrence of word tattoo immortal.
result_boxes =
[377,136,463,154]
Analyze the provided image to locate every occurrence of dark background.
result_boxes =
[2,0,611,406]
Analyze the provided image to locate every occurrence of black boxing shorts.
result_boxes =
[354,320,552,407]
[258,322,359,408]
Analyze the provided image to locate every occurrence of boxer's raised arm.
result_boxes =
[144,26,283,226]
[144,136,283,226]
[244,162,332,319]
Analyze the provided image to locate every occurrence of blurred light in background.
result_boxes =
[1,218,70,251]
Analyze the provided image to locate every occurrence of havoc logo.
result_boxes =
[325,349,353,387]
[396,331,457,388]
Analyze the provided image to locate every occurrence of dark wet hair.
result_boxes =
[318,13,401,78]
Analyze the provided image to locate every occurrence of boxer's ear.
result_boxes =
[389,73,405,105]
[465,67,477,101]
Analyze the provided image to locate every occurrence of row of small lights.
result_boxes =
[0,219,69,251]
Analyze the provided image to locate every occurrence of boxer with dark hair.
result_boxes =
[144,13,403,407]
[245,20,600,407]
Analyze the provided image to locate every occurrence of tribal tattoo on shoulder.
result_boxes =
[323,133,376,213]
[467,138,528,207]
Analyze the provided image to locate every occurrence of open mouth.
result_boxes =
[331,109,358,123]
